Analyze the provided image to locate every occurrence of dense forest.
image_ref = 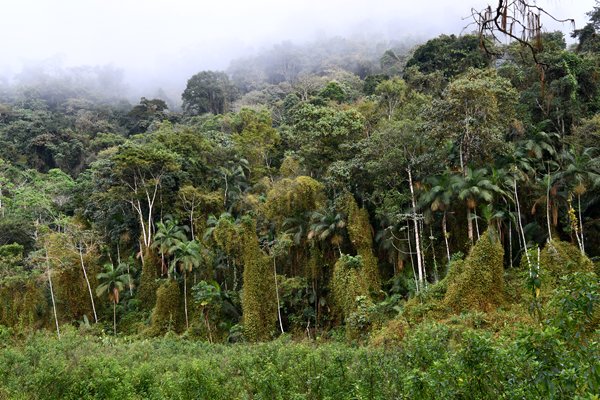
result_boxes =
[1,2,599,399]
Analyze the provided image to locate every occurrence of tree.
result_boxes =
[231,108,280,182]
[572,3,600,53]
[96,262,130,335]
[421,170,455,264]
[152,219,188,275]
[453,167,503,243]
[64,220,99,323]
[556,146,600,254]
[308,210,346,255]
[404,34,489,80]
[375,77,407,120]
[126,97,169,134]
[429,68,517,171]
[472,0,574,66]
[288,103,365,177]
[192,280,221,343]
[110,143,179,252]
[170,239,202,330]
[182,71,236,115]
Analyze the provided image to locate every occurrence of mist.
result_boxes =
[0,0,594,105]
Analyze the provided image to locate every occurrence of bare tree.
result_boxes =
[470,1,574,67]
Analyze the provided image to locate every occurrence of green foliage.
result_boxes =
[546,272,599,342]
[445,229,505,313]
[288,103,365,176]
[318,80,348,103]
[0,313,599,399]
[405,34,490,79]
[0,243,24,278]
[182,70,236,115]
[231,108,280,182]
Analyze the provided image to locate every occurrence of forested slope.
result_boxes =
[1,4,599,398]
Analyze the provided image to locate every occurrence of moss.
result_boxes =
[370,318,409,347]
[339,193,380,292]
[331,254,371,322]
[279,154,303,178]
[138,247,160,311]
[540,240,594,284]
[239,219,277,342]
[213,216,242,257]
[403,282,449,326]
[0,276,48,330]
[148,279,184,335]
[306,246,325,281]
[444,229,505,313]
[264,176,325,228]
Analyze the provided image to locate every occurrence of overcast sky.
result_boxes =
[0,0,594,94]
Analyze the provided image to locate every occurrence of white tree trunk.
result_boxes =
[183,272,189,330]
[273,256,284,334]
[407,166,424,292]
[467,208,474,244]
[578,194,585,255]
[45,249,60,339]
[78,246,98,323]
[443,211,451,265]
[545,171,553,242]
[514,179,531,269]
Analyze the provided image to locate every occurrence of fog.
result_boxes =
[0,0,594,103]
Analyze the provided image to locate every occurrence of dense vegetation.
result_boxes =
[1,3,600,398]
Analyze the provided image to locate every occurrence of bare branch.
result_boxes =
[470,0,575,68]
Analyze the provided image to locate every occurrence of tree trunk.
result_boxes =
[514,179,531,268]
[113,301,117,336]
[474,209,480,240]
[45,249,60,339]
[190,208,195,240]
[442,211,451,265]
[467,208,474,244]
[545,171,553,242]
[429,226,439,283]
[273,256,284,334]
[79,246,98,323]
[204,311,213,343]
[509,219,513,268]
[406,222,419,293]
[578,194,585,255]
[184,272,189,330]
[407,166,424,292]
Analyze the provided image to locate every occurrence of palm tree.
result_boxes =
[96,263,131,335]
[152,218,188,275]
[219,159,249,211]
[453,167,503,243]
[556,146,600,253]
[282,213,310,246]
[307,210,347,255]
[171,239,202,330]
[421,170,454,264]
